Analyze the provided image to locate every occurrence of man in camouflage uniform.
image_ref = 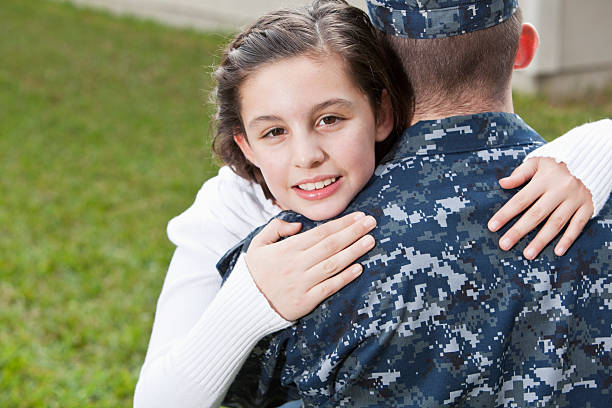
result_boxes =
[221,0,612,406]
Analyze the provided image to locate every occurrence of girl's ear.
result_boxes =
[375,90,394,142]
[234,132,259,167]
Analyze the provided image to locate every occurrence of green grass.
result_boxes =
[0,1,610,407]
[515,88,612,140]
[0,1,226,406]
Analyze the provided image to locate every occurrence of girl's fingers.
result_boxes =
[307,215,376,263]
[555,204,593,256]
[295,211,367,248]
[521,201,579,260]
[491,156,594,258]
[251,218,302,247]
[498,191,565,251]
[292,214,376,271]
[498,157,539,190]
[307,263,363,304]
[307,234,375,287]
[489,176,546,232]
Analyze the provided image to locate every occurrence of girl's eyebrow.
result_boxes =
[247,115,283,128]
[247,99,353,128]
[311,98,353,115]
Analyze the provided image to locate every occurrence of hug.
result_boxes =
[135,0,612,407]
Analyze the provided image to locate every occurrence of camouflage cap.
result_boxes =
[367,0,519,39]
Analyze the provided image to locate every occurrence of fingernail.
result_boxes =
[524,247,536,259]
[363,216,376,228]
[352,264,363,276]
[353,212,365,220]
[500,237,512,250]
[362,235,375,248]
[489,220,500,231]
[555,246,566,256]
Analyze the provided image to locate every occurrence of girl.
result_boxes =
[134,1,612,406]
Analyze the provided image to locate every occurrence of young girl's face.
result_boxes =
[235,54,393,221]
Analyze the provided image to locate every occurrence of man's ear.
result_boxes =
[375,89,394,142]
[234,132,259,167]
[514,23,539,70]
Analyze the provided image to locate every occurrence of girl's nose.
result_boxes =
[292,133,325,168]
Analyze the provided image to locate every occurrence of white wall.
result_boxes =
[70,0,611,96]
[514,0,612,96]
[69,0,366,30]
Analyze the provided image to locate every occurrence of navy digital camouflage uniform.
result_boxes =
[220,113,612,407]
[367,0,518,39]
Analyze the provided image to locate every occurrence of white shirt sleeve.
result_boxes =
[525,118,612,216]
[133,166,291,408]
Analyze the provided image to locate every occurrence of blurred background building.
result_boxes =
[70,0,612,98]
[515,0,612,98]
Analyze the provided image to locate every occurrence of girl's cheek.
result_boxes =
[261,157,286,181]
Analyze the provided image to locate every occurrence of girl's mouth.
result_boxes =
[292,176,342,200]
[297,177,337,191]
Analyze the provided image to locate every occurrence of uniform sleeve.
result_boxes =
[525,118,612,216]
[133,167,290,408]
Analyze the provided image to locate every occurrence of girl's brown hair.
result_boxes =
[211,0,413,199]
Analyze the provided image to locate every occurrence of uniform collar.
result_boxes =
[383,112,540,162]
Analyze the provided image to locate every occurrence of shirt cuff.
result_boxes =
[525,118,612,217]
[226,253,294,329]
[173,253,293,395]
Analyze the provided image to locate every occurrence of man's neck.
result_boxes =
[410,89,514,125]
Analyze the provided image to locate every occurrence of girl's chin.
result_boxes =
[299,205,345,221]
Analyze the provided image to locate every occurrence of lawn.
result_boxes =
[0,1,610,407]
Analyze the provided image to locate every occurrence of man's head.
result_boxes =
[366,0,539,121]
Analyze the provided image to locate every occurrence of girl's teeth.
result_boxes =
[298,177,336,191]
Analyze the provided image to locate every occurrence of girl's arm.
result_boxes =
[134,167,286,408]
[488,118,612,259]
[134,247,291,408]
[133,168,374,408]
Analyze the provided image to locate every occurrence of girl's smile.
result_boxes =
[234,54,393,221]
[292,175,343,201]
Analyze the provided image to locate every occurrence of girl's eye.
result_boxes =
[263,127,287,138]
[318,115,341,126]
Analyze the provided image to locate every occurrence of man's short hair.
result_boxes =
[388,8,523,106]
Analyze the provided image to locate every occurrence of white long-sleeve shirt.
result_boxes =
[133,119,612,408]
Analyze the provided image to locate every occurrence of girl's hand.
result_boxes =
[245,212,376,321]
[488,157,594,260]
